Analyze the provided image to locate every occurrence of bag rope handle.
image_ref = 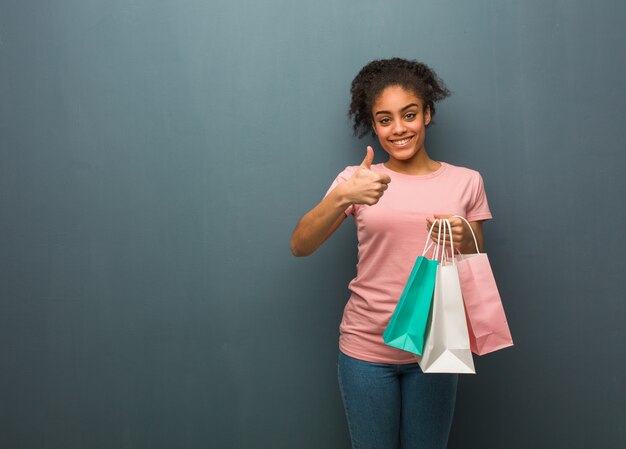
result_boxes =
[453,215,480,254]
[423,218,455,261]
[442,218,456,265]
[422,218,443,257]
[431,218,454,264]
[438,219,448,263]
[424,216,480,261]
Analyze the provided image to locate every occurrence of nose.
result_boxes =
[392,120,407,135]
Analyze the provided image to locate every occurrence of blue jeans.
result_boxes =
[338,351,458,449]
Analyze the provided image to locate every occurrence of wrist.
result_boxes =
[459,239,475,254]
[331,183,354,209]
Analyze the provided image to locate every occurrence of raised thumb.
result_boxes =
[360,146,374,169]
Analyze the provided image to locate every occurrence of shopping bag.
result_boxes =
[417,219,475,374]
[453,215,514,355]
[383,220,443,356]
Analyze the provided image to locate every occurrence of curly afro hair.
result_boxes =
[348,58,451,138]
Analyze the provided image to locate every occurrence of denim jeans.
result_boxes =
[338,351,458,449]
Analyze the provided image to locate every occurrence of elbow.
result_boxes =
[291,248,306,257]
[290,237,312,257]
[290,244,308,258]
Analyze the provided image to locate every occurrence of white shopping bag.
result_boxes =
[416,219,475,374]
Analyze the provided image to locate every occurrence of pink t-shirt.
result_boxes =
[326,162,492,364]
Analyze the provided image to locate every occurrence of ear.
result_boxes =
[424,105,432,126]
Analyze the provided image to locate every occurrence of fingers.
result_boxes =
[367,179,389,205]
[349,146,390,206]
[360,146,374,169]
[425,216,434,232]
[427,215,460,228]
[425,217,465,251]
[357,146,389,186]
[429,231,461,247]
[426,217,461,247]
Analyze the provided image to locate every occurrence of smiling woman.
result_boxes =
[290,58,492,449]
[371,86,436,174]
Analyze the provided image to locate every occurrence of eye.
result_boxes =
[378,117,391,125]
[404,112,417,120]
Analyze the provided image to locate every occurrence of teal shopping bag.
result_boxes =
[383,255,439,355]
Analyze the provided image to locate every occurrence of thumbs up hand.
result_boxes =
[360,145,375,169]
[339,146,391,206]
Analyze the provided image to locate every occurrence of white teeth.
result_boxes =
[392,137,411,145]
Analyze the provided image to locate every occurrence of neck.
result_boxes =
[384,149,441,175]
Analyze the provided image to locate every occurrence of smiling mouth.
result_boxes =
[390,136,414,147]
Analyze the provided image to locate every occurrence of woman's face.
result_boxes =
[371,85,431,163]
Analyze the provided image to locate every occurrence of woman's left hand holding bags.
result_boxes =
[426,214,483,254]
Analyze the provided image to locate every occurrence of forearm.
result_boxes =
[290,187,351,257]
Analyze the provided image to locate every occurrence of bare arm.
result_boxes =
[290,146,391,257]
[290,188,350,257]
[464,220,485,253]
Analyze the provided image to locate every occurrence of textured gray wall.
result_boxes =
[1,1,624,448]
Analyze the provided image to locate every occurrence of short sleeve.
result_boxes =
[466,172,493,222]
[324,166,358,216]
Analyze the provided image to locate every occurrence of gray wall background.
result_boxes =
[1,0,624,448]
